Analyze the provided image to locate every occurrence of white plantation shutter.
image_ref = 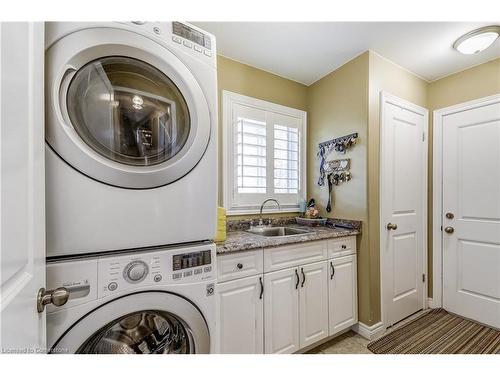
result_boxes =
[223,91,306,214]
[237,117,266,193]
[274,124,299,194]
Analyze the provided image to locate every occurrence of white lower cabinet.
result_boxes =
[217,275,264,354]
[299,261,329,348]
[264,261,329,353]
[328,255,358,335]
[217,237,358,354]
[264,267,300,354]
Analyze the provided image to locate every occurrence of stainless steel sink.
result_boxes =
[246,226,312,237]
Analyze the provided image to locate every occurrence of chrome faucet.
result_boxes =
[258,198,281,226]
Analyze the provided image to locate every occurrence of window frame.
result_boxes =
[222,90,307,215]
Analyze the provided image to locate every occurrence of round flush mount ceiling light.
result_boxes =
[453,25,500,55]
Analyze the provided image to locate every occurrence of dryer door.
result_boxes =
[46,27,211,189]
[51,291,210,354]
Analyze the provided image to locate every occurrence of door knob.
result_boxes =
[445,212,454,219]
[386,223,398,230]
[37,287,69,313]
[444,226,454,234]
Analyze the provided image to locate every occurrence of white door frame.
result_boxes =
[432,93,500,308]
[379,91,428,329]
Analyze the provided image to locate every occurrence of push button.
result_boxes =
[154,274,162,282]
[108,282,118,291]
[183,40,193,48]
[194,45,202,53]
[172,36,181,44]
[203,50,212,57]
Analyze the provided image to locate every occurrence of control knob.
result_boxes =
[123,260,149,283]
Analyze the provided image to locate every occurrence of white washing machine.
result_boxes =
[45,22,217,257]
[46,243,216,354]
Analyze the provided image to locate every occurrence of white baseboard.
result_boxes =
[353,321,384,341]
[427,297,436,309]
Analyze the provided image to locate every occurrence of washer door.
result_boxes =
[51,292,210,354]
[46,27,211,189]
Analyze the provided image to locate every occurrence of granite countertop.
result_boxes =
[216,218,361,255]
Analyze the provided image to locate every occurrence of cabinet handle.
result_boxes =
[295,269,299,289]
[341,244,346,249]
[301,267,306,288]
[259,277,264,299]
[330,261,335,279]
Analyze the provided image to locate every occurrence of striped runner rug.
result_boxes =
[367,308,500,354]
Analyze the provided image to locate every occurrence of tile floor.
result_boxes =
[307,309,429,354]
[306,330,372,354]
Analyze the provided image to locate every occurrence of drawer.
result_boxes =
[328,236,356,258]
[217,250,264,282]
[264,240,327,273]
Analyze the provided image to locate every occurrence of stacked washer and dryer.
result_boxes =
[44,22,218,354]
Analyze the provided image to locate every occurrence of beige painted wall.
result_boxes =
[427,58,500,296]
[307,52,371,323]
[216,55,308,209]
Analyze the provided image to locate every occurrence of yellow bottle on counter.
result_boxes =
[214,207,227,242]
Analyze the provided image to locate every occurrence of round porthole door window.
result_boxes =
[51,291,210,354]
[66,56,191,168]
[46,27,211,189]
[77,309,194,354]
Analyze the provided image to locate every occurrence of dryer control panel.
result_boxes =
[120,21,216,66]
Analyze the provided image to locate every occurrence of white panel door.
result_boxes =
[298,261,328,348]
[0,22,46,352]
[329,255,358,335]
[264,267,299,354]
[442,98,500,329]
[217,275,264,354]
[380,93,427,327]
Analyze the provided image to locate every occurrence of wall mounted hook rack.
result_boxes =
[317,132,358,186]
[318,132,358,149]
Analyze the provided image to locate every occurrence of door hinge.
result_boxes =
[422,274,426,283]
[422,132,425,142]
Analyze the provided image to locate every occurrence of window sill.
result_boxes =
[226,207,300,216]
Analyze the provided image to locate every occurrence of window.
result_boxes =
[223,91,307,214]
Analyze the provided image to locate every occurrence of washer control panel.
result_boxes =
[173,250,211,271]
[98,243,215,298]
[46,243,216,311]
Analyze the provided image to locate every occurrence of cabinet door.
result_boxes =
[299,261,329,348]
[329,255,358,335]
[217,275,264,353]
[264,267,300,354]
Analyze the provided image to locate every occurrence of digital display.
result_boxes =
[173,250,211,271]
[172,22,211,49]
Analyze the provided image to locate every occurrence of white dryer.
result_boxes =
[45,22,217,257]
[46,243,216,354]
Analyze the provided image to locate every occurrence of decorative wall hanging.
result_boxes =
[326,158,350,172]
[324,158,352,212]
[317,132,358,186]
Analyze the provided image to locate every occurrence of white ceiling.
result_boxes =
[192,22,500,85]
